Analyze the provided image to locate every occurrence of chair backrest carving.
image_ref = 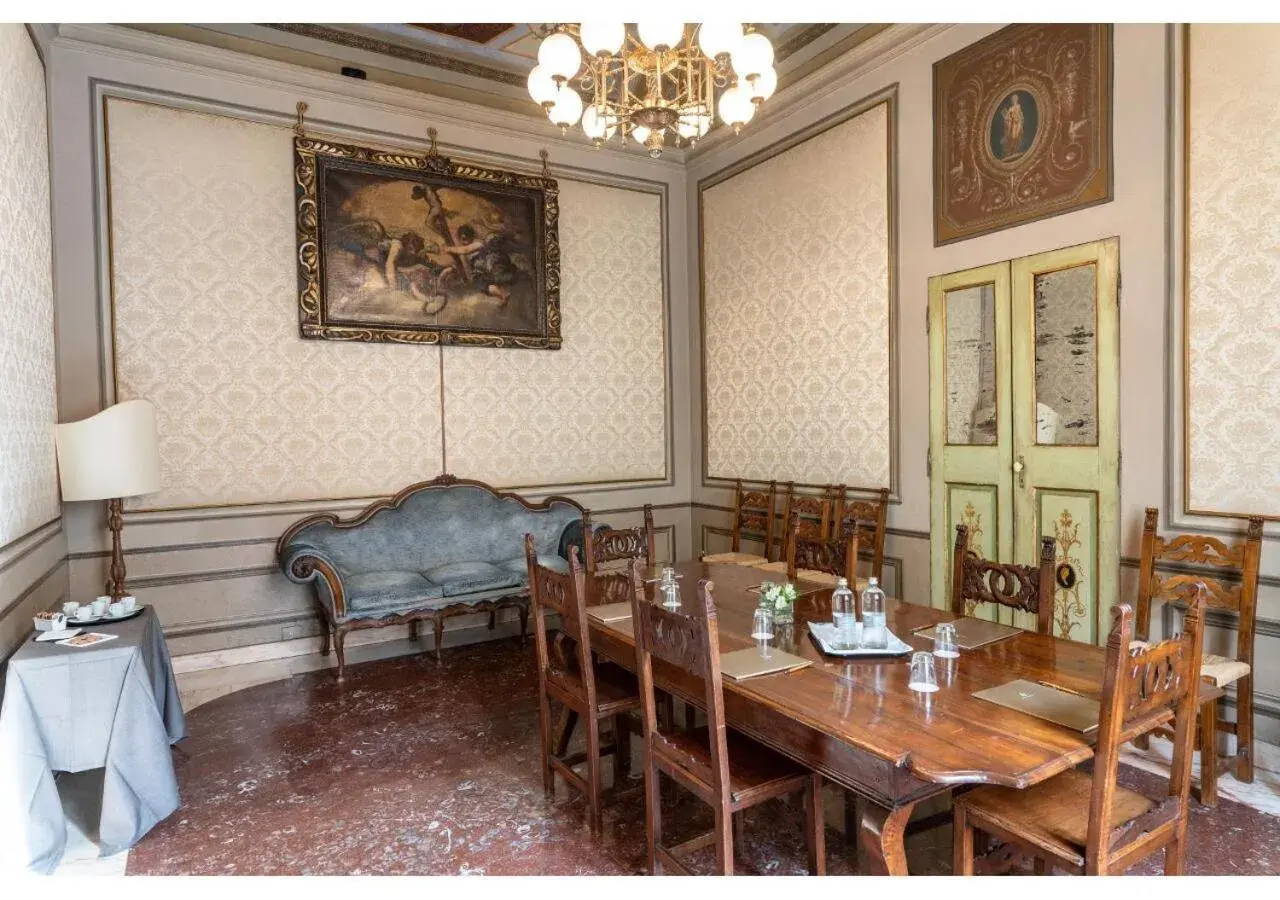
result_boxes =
[525,536,595,707]
[1136,508,1263,669]
[582,504,657,573]
[628,562,733,801]
[951,524,1055,635]
[729,479,777,557]
[784,512,860,587]
[834,486,890,582]
[1085,594,1207,870]
[778,482,833,544]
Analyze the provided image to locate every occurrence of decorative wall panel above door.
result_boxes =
[932,24,1113,245]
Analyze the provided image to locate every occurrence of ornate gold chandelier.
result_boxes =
[527,24,777,157]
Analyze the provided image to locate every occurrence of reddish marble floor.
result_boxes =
[129,638,1280,875]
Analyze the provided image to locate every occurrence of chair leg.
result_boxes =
[1199,697,1219,807]
[332,628,347,680]
[843,790,859,845]
[952,804,974,875]
[1164,817,1188,875]
[538,697,555,798]
[612,714,630,783]
[409,619,420,642]
[645,763,662,875]
[319,620,332,657]
[713,806,733,875]
[683,702,697,730]
[488,610,497,630]
[518,603,530,645]
[554,708,579,758]
[433,617,445,662]
[1236,675,1255,783]
[1133,733,1150,751]
[1033,858,1047,875]
[586,714,603,834]
[805,772,826,875]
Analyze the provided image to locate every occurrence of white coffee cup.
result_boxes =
[109,601,126,618]
[75,605,97,622]
[91,596,110,616]
[120,596,137,613]
[62,601,80,617]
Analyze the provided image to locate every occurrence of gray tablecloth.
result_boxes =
[0,608,186,874]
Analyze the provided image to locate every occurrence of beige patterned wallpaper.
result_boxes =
[1186,26,1280,515]
[107,99,666,510]
[702,101,891,487]
[0,25,59,545]
[443,181,666,486]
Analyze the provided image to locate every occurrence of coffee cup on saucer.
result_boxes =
[62,601,80,617]
[120,596,137,613]
[108,601,126,618]
[91,596,110,617]
[75,605,97,622]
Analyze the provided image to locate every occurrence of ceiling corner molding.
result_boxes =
[50,23,686,171]
[24,23,58,66]
[686,23,948,165]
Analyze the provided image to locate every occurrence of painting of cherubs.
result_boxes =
[311,157,550,343]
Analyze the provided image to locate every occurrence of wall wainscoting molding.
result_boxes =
[699,85,898,496]
[101,94,671,513]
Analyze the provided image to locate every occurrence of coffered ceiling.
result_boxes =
[129,22,889,124]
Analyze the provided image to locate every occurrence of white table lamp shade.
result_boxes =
[55,400,162,501]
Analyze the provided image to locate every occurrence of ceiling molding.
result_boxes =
[50,23,688,170]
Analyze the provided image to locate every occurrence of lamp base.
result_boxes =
[105,496,128,600]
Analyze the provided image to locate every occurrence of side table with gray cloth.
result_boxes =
[0,607,186,874]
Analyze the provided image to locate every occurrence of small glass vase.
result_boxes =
[773,601,795,625]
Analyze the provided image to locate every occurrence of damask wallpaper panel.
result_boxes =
[107,99,445,509]
[442,180,666,486]
[702,101,891,488]
[1186,26,1280,515]
[0,25,60,545]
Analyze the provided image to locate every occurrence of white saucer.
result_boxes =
[36,628,83,642]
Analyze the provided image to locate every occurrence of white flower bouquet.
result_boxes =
[759,581,798,623]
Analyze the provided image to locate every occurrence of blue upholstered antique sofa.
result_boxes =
[276,474,587,678]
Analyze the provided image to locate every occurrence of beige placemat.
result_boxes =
[973,678,1100,733]
[586,602,633,623]
[720,647,811,681]
[916,617,1023,650]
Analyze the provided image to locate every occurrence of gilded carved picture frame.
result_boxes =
[294,136,561,348]
[932,24,1113,245]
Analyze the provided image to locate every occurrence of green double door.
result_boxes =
[928,239,1119,644]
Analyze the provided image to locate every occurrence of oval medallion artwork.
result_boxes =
[933,24,1113,245]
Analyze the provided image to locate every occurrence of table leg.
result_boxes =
[858,799,916,875]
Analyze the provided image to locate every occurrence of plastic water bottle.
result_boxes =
[831,577,857,649]
[860,577,887,650]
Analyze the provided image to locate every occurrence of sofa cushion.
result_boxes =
[424,560,523,597]
[497,554,569,579]
[345,571,444,616]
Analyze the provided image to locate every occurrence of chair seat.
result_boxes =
[752,560,788,575]
[547,661,640,717]
[956,768,1155,867]
[1201,654,1250,687]
[655,724,808,807]
[702,551,770,566]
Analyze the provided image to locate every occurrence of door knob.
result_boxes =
[1013,455,1026,489]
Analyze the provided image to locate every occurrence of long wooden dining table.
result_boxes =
[587,561,1218,875]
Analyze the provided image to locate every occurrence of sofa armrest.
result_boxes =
[279,541,348,619]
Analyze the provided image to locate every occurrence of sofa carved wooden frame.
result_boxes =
[275,473,586,677]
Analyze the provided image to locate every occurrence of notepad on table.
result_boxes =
[586,602,633,623]
[973,678,1100,733]
[916,617,1023,650]
[720,647,811,681]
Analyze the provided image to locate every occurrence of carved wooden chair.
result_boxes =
[769,512,862,590]
[526,537,640,833]
[1134,507,1264,802]
[953,593,1208,876]
[834,486,890,583]
[752,482,834,578]
[582,504,657,574]
[701,479,777,567]
[627,562,825,875]
[951,524,1056,635]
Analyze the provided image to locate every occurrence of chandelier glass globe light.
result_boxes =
[527,23,777,157]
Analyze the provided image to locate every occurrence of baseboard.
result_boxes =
[169,609,525,676]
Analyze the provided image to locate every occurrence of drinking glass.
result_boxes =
[908,651,939,693]
[751,605,774,640]
[933,622,960,659]
[661,579,681,609]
